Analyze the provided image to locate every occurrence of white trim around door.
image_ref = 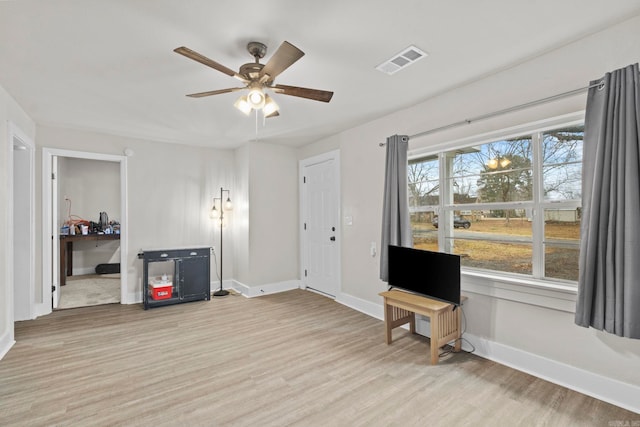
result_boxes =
[41,148,128,316]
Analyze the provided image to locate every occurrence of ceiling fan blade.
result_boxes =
[272,84,333,103]
[174,46,248,83]
[260,41,304,81]
[186,88,244,98]
[265,110,280,119]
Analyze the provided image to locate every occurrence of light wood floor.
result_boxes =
[1,289,636,426]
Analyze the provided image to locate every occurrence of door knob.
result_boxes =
[330,236,336,241]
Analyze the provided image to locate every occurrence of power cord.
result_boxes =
[439,303,476,358]
[212,248,221,282]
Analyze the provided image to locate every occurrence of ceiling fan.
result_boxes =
[174,41,334,118]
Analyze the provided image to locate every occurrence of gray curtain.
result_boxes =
[380,134,413,282]
[575,63,640,338]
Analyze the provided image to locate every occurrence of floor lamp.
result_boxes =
[210,187,232,297]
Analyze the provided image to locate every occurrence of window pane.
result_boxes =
[450,137,533,203]
[451,240,532,275]
[408,157,439,207]
[411,211,438,251]
[444,209,532,274]
[545,246,579,281]
[542,126,584,201]
[445,209,532,233]
[544,208,580,281]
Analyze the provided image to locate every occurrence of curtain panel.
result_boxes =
[380,134,412,282]
[576,63,640,339]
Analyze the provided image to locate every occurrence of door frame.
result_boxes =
[41,148,128,315]
[7,121,36,322]
[299,149,341,297]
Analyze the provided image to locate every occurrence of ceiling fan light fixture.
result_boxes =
[263,94,279,117]
[247,87,265,109]
[175,41,333,119]
[234,95,252,115]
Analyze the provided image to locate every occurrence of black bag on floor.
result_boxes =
[95,263,120,275]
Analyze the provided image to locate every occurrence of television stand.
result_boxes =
[379,290,464,365]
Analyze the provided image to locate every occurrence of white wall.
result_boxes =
[248,142,299,285]
[233,142,299,288]
[0,85,36,358]
[36,125,235,302]
[232,144,250,286]
[58,157,120,229]
[300,14,640,412]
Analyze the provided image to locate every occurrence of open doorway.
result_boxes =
[56,157,121,309]
[42,148,128,315]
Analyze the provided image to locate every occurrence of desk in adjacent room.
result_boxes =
[379,289,465,365]
[59,234,120,286]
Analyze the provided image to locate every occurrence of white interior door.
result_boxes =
[51,155,59,308]
[300,151,340,297]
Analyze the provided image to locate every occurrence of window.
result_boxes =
[409,124,583,283]
[408,156,439,252]
[541,127,582,281]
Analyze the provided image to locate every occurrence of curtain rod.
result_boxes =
[379,81,604,146]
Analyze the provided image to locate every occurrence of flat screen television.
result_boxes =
[387,245,461,306]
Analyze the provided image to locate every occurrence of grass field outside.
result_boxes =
[412,218,579,281]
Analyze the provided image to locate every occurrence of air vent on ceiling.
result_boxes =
[376,45,428,75]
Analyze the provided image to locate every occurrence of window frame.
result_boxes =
[408,113,584,288]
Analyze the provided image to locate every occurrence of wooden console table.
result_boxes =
[379,290,464,365]
[59,234,120,286]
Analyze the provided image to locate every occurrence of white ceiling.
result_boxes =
[1,0,640,149]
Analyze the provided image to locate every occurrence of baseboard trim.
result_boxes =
[124,291,141,305]
[72,267,98,276]
[466,334,640,415]
[0,329,16,361]
[231,279,301,298]
[210,279,235,295]
[34,302,50,318]
[334,291,640,415]
[335,292,384,320]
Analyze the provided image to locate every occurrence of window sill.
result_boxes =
[461,269,578,313]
